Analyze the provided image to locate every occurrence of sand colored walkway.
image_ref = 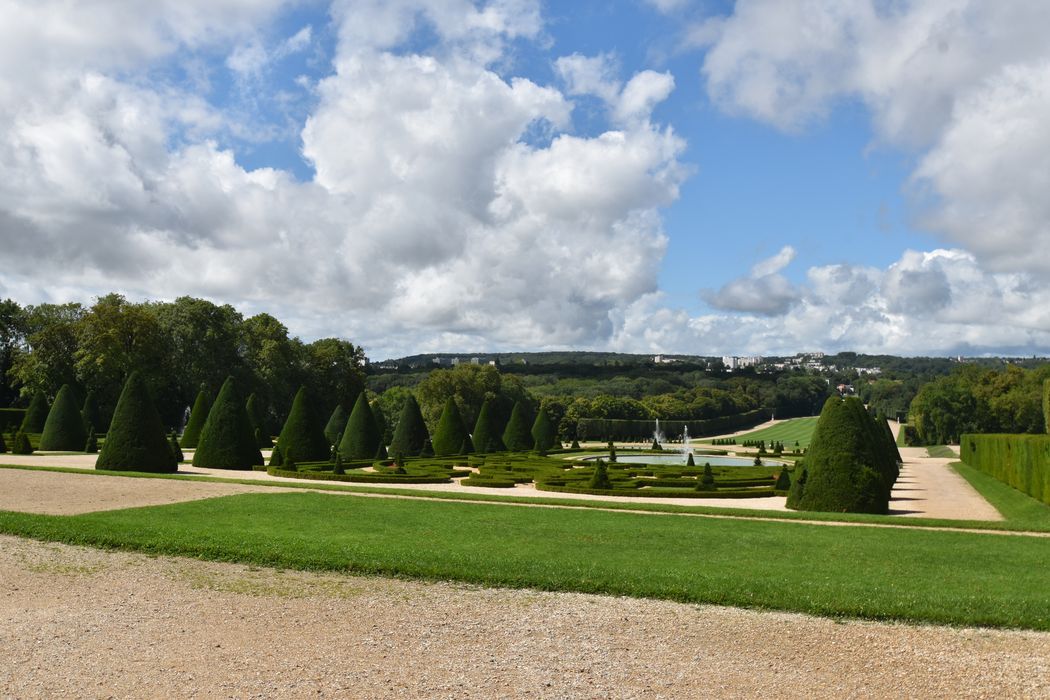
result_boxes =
[892,446,1002,520]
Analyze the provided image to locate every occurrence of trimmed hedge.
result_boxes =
[272,386,330,466]
[20,391,50,433]
[339,393,381,460]
[245,393,272,447]
[95,372,177,473]
[0,407,26,434]
[471,398,505,453]
[576,410,767,442]
[81,391,102,432]
[39,384,88,451]
[266,466,453,484]
[180,389,212,449]
[324,404,349,446]
[389,394,429,458]
[535,483,777,499]
[502,401,534,452]
[192,376,263,470]
[531,407,558,452]
[432,398,469,457]
[961,433,1050,506]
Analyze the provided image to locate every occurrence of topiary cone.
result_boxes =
[388,394,429,458]
[271,386,329,466]
[530,407,557,452]
[95,372,176,473]
[501,401,534,452]
[339,393,382,460]
[39,384,88,451]
[432,398,469,457]
[193,376,263,470]
[180,388,212,449]
[20,390,49,433]
[471,398,505,453]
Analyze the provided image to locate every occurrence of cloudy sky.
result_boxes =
[2,0,1049,359]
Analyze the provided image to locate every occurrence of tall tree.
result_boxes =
[8,302,83,398]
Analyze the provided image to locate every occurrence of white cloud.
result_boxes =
[704,246,801,316]
[555,53,675,126]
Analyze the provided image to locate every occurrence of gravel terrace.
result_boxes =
[1,535,1048,699]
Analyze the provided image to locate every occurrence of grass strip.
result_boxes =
[951,461,1050,529]
[0,491,1047,630]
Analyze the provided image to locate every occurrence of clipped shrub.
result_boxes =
[270,444,283,467]
[180,388,212,449]
[20,391,49,433]
[246,393,272,447]
[471,398,505,453]
[81,390,101,433]
[375,443,388,460]
[84,427,98,454]
[339,393,382,460]
[371,401,392,446]
[324,404,349,446]
[0,431,6,453]
[961,433,1050,505]
[774,468,791,492]
[570,439,581,449]
[333,449,345,475]
[686,453,695,467]
[588,459,612,489]
[651,438,662,450]
[502,401,534,452]
[193,376,262,470]
[701,462,715,485]
[271,386,329,466]
[389,394,429,458]
[12,430,32,455]
[531,407,558,453]
[460,435,475,455]
[432,398,469,456]
[169,431,183,462]
[95,372,176,473]
[39,384,88,451]
[1044,379,1050,434]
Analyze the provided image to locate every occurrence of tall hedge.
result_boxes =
[471,398,505,453]
[245,393,272,447]
[531,407,557,452]
[338,393,382,460]
[95,372,177,473]
[961,433,1050,505]
[432,398,469,457]
[180,389,212,449]
[271,386,329,466]
[389,394,429,458]
[1043,379,1050,434]
[81,390,101,432]
[786,397,892,514]
[324,404,349,446]
[20,391,49,433]
[192,376,262,470]
[39,384,88,451]
[502,401,534,452]
[576,410,767,442]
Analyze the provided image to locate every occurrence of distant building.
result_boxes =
[722,355,763,370]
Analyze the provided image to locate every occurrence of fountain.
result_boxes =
[682,425,693,458]
[653,418,665,446]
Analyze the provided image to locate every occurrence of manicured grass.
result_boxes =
[701,416,819,448]
[0,492,1047,630]
[952,461,1050,530]
[896,424,909,447]
[926,445,958,458]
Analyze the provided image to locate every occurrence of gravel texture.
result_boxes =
[1,535,1048,699]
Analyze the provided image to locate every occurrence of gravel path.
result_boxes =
[892,447,1002,520]
[1,535,1047,699]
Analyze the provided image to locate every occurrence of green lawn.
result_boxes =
[926,445,958,458]
[952,461,1050,530]
[701,416,819,448]
[1,491,1048,630]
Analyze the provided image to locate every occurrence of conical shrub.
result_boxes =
[81,390,101,433]
[531,407,557,452]
[12,430,32,454]
[324,404,349,446]
[389,394,429,458]
[471,398,505,453]
[271,386,329,466]
[39,384,88,451]
[84,427,98,454]
[193,376,262,470]
[339,393,382,460]
[169,431,182,462]
[372,401,391,446]
[246,393,272,447]
[180,388,212,449]
[589,459,612,489]
[502,401,534,452]
[95,372,176,473]
[20,391,49,433]
[0,431,6,453]
[432,398,469,456]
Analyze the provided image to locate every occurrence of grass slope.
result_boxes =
[703,416,819,448]
[0,492,1047,629]
[951,461,1050,530]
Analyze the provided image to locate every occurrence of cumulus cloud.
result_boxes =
[0,0,687,357]
[696,0,1050,276]
[703,246,801,316]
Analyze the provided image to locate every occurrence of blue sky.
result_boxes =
[2,1,1050,358]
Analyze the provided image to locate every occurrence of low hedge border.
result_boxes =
[535,483,777,499]
[267,467,453,484]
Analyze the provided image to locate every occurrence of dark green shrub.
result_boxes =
[589,459,612,489]
[1044,379,1050,434]
[571,439,580,449]
[651,438,662,450]
[180,389,212,449]
[375,443,389,460]
[775,468,791,492]
[471,398,505,453]
[84,428,98,454]
[169,431,182,462]
[246,393,272,447]
[20,391,49,433]
[270,444,283,467]
[432,398,469,456]
[502,401,534,452]
[389,394,429,458]
[0,431,6,453]
[961,433,1050,505]
[272,386,329,466]
[686,453,695,467]
[95,372,176,473]
[701,462,714,485]
[339,393,382,460]
[284,456,297,472]
[371,401,391,445]
[12,430,32,455]
[460,435,474,455]
[531,407,557,452]
[333,449,345,475]
[39,384,88,451]
[192,376,262,470]
[81,390,101,433]
[324,404,349,446]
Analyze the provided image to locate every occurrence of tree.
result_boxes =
[180,388,212,449]
[39,384,88,451]
[339,392,382,460]
[193,376,263,470]
[530,407,557,452]
[0,298,26,408]
[432,397,469,456]
[303,338,366,418]
[324,404,349,446]
[502,401,534,452]
[471,398,505,453]
[95,371,177,473]
[389,394,430,457]
[20,390,49,432]
[271,386,329,466]
[8,303,83,398]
